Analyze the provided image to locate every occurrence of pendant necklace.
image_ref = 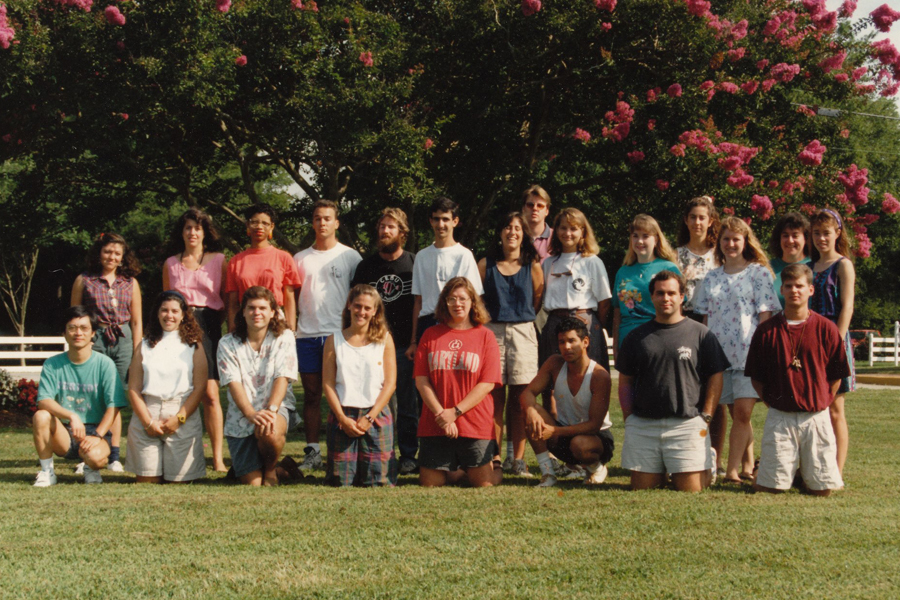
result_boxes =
[787,314,809,370]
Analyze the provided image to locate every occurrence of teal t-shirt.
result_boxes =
[37,352,128,425]
[771,256,812,308]
[612,259,681,345]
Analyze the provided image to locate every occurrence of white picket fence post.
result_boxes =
[894,321,899,367]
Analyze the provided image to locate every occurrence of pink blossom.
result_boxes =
[872,39,899,66]
[855,232,871,258]
[216,0,231,13]
[717,156,742,171]
[798,140,826,166]
[604,101,635,124]
[670,144,686,157]
[521,0,541,16]
[104,5,126,26]
[882,82,900,96]
[722,207,735,215]
[726,169,754,189]
[750,195,774,220]
[818,50,847,73]
[717,82,739,94]
[856,83,876,94]
[839,0,857,18]
[646,88,659,103]
[838,164,870,206]
[871,4,900,33]
[756,59,770,70]
[685,0,711,18]
[851,66,867,81]
[359,51,374,67]
[120,113,128,121]
[834,73,849,82]
[840,129,850,138]
[601,22,612,31]
[647,119,656,131]
[656,180,670,192]
[763,16,782,37]
[796,104,816,117]
[699,80,715,91]
[741,80,759,94]
[424,138,434,150]
[727,47,746,62]
[761,79,776,92]
[573,128,591,143]
[0,4,14,50]
[235,54,247,66]
[882,193,900,214]
[52,0,93,11]
[291,0,318,11]
[594,0,617,12]
[627,151,645,164]
[769,62,801,82]
[666,83,683,98]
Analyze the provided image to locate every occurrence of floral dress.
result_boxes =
[676,246,717,314]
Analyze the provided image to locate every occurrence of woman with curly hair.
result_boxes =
[217,286,298,486]
[163,208,228,472]
[322,284,398,487]
[415,277,502,487]
[71,232,143,472]
[125,291,208,483]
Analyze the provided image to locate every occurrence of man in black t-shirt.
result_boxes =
[616,270,729,492]
[351,208,419,474]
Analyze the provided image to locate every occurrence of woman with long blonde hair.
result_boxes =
[694,217,780,484]
[322,284,398,486]
[611,214,681,358]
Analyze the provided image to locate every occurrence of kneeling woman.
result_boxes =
[217,286,298,486]
[322,284,398,487]
[126,291,208,483]
[415,277,502,487]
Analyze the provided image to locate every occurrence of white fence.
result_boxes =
[868,322,900,366]
[0,336,68,381]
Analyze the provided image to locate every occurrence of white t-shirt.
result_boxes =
[140,330,195,399]
[541,253,612,311]
[411,243,483,317]
[333,332,387,409]
[293,243,362,338]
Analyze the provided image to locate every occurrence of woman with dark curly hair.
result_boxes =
[217,286,299,486]
[125,291,208,483]
[163,208,228,472]
[71,232,143,472]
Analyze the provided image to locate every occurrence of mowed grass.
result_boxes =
[1,383,899,599]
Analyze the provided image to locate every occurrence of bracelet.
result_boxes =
[364,414,375,424]
[144,419,155,432]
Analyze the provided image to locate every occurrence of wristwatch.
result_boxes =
[177,412,186,424]
[700,412,713,424]
[454,406,463,418]
[267,404,279,413]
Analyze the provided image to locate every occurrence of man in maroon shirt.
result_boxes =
[745,263,849,496]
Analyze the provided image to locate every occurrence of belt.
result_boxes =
[548,308,595,318]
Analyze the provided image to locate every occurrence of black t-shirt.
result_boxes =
[617,318,730,419]
[351,251,416,346]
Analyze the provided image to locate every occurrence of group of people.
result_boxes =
[30,187,855,495]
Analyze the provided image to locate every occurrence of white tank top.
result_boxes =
[141,329,195,398]
[553,359,612,430]
[334,332,386,409]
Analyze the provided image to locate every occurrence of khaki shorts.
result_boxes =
[125,394,206,482]
[621,414,712,474]
[756,407,843,491]
[485,321,539,385]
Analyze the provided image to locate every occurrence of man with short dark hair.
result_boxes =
[520,316,613,487]
[351,207,419,474]
[746,263,847,496]
[617,270,729,492]
[31,306,128,486]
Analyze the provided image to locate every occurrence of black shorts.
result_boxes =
[418,437,497,471]
[64,424,111,460]
[548,429,615,466]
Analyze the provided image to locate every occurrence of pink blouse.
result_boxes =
[165,254,226,311]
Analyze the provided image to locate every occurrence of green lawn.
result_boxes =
[1,384,899,599]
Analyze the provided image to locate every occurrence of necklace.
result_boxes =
[786,314,809,370]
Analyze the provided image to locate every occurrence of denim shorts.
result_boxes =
[225,407,296,478]
[418,437,496,471]
[64,424,111,460]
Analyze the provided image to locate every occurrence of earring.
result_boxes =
[269,232,273,239]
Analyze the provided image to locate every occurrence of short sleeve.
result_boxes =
[411,256,425,296]
[217,336,241,387]
[591,257,612,303]
[281,251,303,288]
[348,251,363,282]
[37,360,58,403]
[693,275,710,315]
[744,327,766,382]
[477,329,502,385]
[699,329,731,376]
[224,257,239,294]
[100,358,128,409]
[822,321,850,381]
[272,331,298,383]
[462,250,484,295]
[413,332,430,377]
[615,333,640,376]
[753,265,781,314]
[610,271,621,309]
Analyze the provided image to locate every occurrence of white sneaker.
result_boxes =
[709,448,718,485]
[83,466,103,484]
[583,462,608,485]
[74,462,84,475]
[537,473,558,487]
[107,460,124,472]
[298,447,323,473]
[557,464,585,480]
[34,470,57,487]
[512,459,534,478]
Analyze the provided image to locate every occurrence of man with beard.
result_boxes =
[351,208,419,474]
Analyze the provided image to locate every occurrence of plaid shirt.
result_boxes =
[81,274,133,344]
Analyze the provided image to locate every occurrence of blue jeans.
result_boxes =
[394,347,419,461]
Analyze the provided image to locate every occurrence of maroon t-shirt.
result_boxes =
[414,324,501,439]
[745,312,849,412]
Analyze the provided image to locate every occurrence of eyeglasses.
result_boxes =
[248,220,274,229]
[525,202,547,210]
[446,296,472,306]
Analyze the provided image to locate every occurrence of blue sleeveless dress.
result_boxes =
[811,257,855,393]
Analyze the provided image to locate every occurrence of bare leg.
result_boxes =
[710,404,727,471]
[829,395,848,474]
[671,470,708,493]
[725,398,755,481]
[203,380,227,472]
[240,470,264,486]
[419,467,448,487]
[524,404,556,455]
[135,476,164,484]
[110,411,122,453]
[80,438,111,470]
[506,384,528,460]
[257,415,288,486]
[570,435,604,465]
[466,462,502,487]
[33,410,72,459]
[630,471,666,490]
[301,372,323,445]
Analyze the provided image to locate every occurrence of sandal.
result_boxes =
[723,477,744,485]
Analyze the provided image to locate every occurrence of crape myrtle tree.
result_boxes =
[2,0,900,331]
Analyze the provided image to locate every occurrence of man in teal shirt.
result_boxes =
[32,306,128,486]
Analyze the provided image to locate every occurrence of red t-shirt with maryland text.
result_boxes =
[414,324,501,439]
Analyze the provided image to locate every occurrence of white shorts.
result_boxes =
[125,394,206,482]
[755,407,843,491]
[719,370,758,405]
[621,414,712,474]
[485,321,539,385]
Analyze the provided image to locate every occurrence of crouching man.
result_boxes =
[520,317,613,487]
[745,264,848,496]
[32,306,128,486]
